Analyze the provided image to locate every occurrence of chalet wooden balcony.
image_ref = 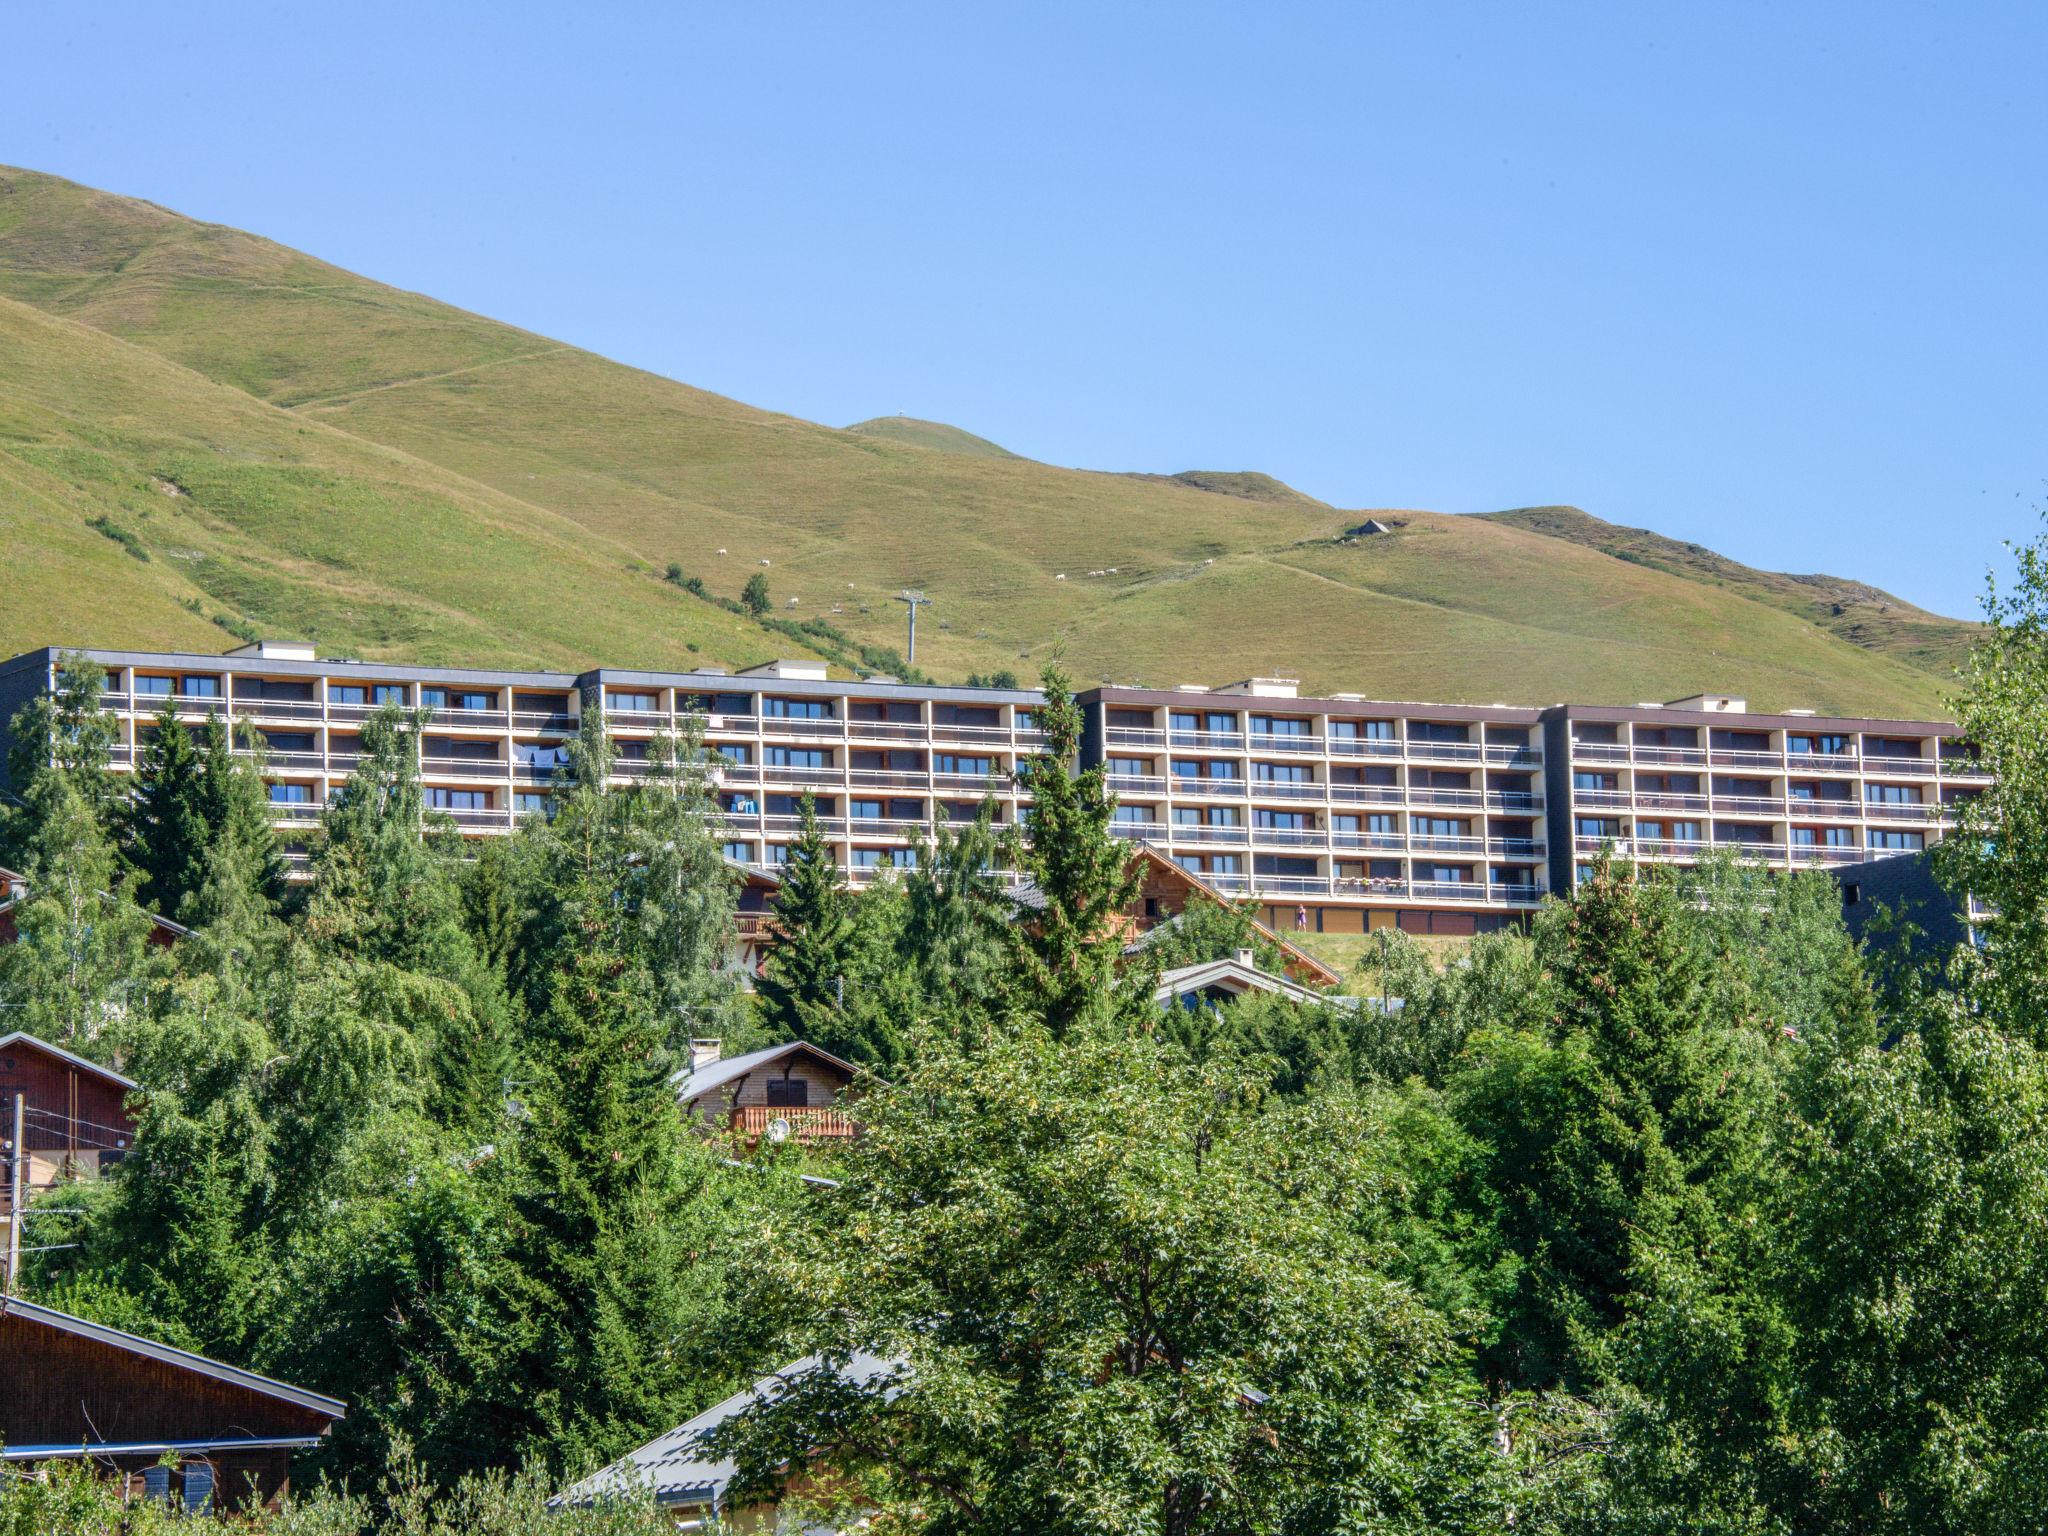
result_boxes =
[730,1104,861,1141]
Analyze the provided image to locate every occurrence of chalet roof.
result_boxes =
[671,1039,861,1106]
[1154,955,1347,1010]
[0,1298,345,1419]
[553,1351,900,1511]
[0,1031,137,1091]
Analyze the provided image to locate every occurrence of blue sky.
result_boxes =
[5,3,2041,619]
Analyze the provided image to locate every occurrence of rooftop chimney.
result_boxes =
[689,1038,724,1071]
[226,640,318,662]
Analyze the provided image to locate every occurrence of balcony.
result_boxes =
[1571,741,1630,763]
[1169,825,1251,846]
[421,756,509,780]
[1406,740,1485,763]
[1106,773,1169,797]
[1786,751,1860,774]
[760,764,847,789]
[846,719,929,743]
[1787,798,1860,820]
[1249,826,1326,848]
[1248,733,1322,755]
[1326,784,1404,806]
[1632,793,1709,813]
[1168,730,1247,753]
[420,705,509,731]
[1409,835,1486,855]
[845,769,937,792]
[229,697,324,724]
[1864,801,1939,822]
[1483,745,1542,767]
[1325,736,1402,758]
[1172,777,1248,799]
[1573,789,1631,810]
[1789,845,1867,865]
[1709,749,1783,771]
[1106,727,1168,749]
[1246,780,1323,801]
[512,710,577,734]
[760,716,846,740]
[1629,745,1706,767]
[728,1104,861,1142]
[1864,755,1938,779]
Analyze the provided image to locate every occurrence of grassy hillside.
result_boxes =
[1482,505,1982,677]
[845,416,1018,458]
[0,166,1968,716]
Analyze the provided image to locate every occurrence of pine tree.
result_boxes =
[741,572,772,616]
[1004,667,1145,1034]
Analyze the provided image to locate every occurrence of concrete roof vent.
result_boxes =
[1213,677,1300,699]
[1667,694,1748,713]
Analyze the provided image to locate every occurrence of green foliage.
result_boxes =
[1004,667,1148,1034]
[741,571,772,617]
[712,1021,1518,1533]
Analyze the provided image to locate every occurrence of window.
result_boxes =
[764,697,833,719]
[1573,772,1617,791]
[1866,783,1921,805]
[889,847,918,868]
[1332,814,1360,834]
[764,843,791,865]
[428,788,490,810]
[724,841,754,861]
[1327,719,1358,741]
[936,754,994,776]
[1824,827,1855,847]
[1576,818,1621,839]
[373,684,406,706]
[1789,734,1853,756]
[1107,756,1149,776]
[1792,827,1817,847]
[134,675,173,697]
[765,1078,810,1107]
[1208,806,1239,826]
[1014,709,1036,731]
[766,747,828,769]
[1172,806,1203,826]
[1367,813,1397,835]
[608,691,658,713]
[1255,810,1308,829]
[182,675,221,698]
[1253,762,1310,783]
[1172,760,1203,779]
[1426,865,1470,883]
[329,684,368,705]
[852,848,886,868]
[1208,854,1242,874]
[1361,720,1396,741]
[1870,830,1925,851]
[1670,821,1702,841]
[1252,716,1309,737]
[268,783,312,804]
[1113,805,1154,825]
[850,800,883,820]
[1169,712,1201,736]
[515,792,553,818]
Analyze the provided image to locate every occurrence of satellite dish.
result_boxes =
[766,1117,792,1144]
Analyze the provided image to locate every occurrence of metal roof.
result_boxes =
[553,1351,900,1510]
[0,1032,137,1091]
[0,1298,345,1419]
[1153,956,1335,1009]
[671,1040,861,1105]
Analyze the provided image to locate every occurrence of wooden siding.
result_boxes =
[0,1316,332,1510]
[0,1038,135,1165]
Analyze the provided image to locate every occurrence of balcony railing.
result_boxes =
[728,1104,862,1141]
[1168,730,1247,752]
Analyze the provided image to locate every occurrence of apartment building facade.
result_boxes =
[0,644,1987,937]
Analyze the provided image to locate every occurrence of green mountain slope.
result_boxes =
[1481,505,1982,677]
[845,416,1019,458]
[0,166,1968,716]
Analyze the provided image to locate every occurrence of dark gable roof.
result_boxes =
[2,1298,345,1419]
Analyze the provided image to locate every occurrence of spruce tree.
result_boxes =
[1004,667,1145,1034]
[500,863,720,1471]
[1,653,119,864]
[194,714,289,913]
[756,795,867,1054]
[124,708,211,919]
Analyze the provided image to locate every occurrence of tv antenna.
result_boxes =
[895,590,932,664]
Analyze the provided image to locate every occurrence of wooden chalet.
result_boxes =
[0,1031,137,1201]
[0,1297,344,1512]
[673,1039,864,1143]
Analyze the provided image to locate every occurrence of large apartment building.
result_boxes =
[0,643,1989,938]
